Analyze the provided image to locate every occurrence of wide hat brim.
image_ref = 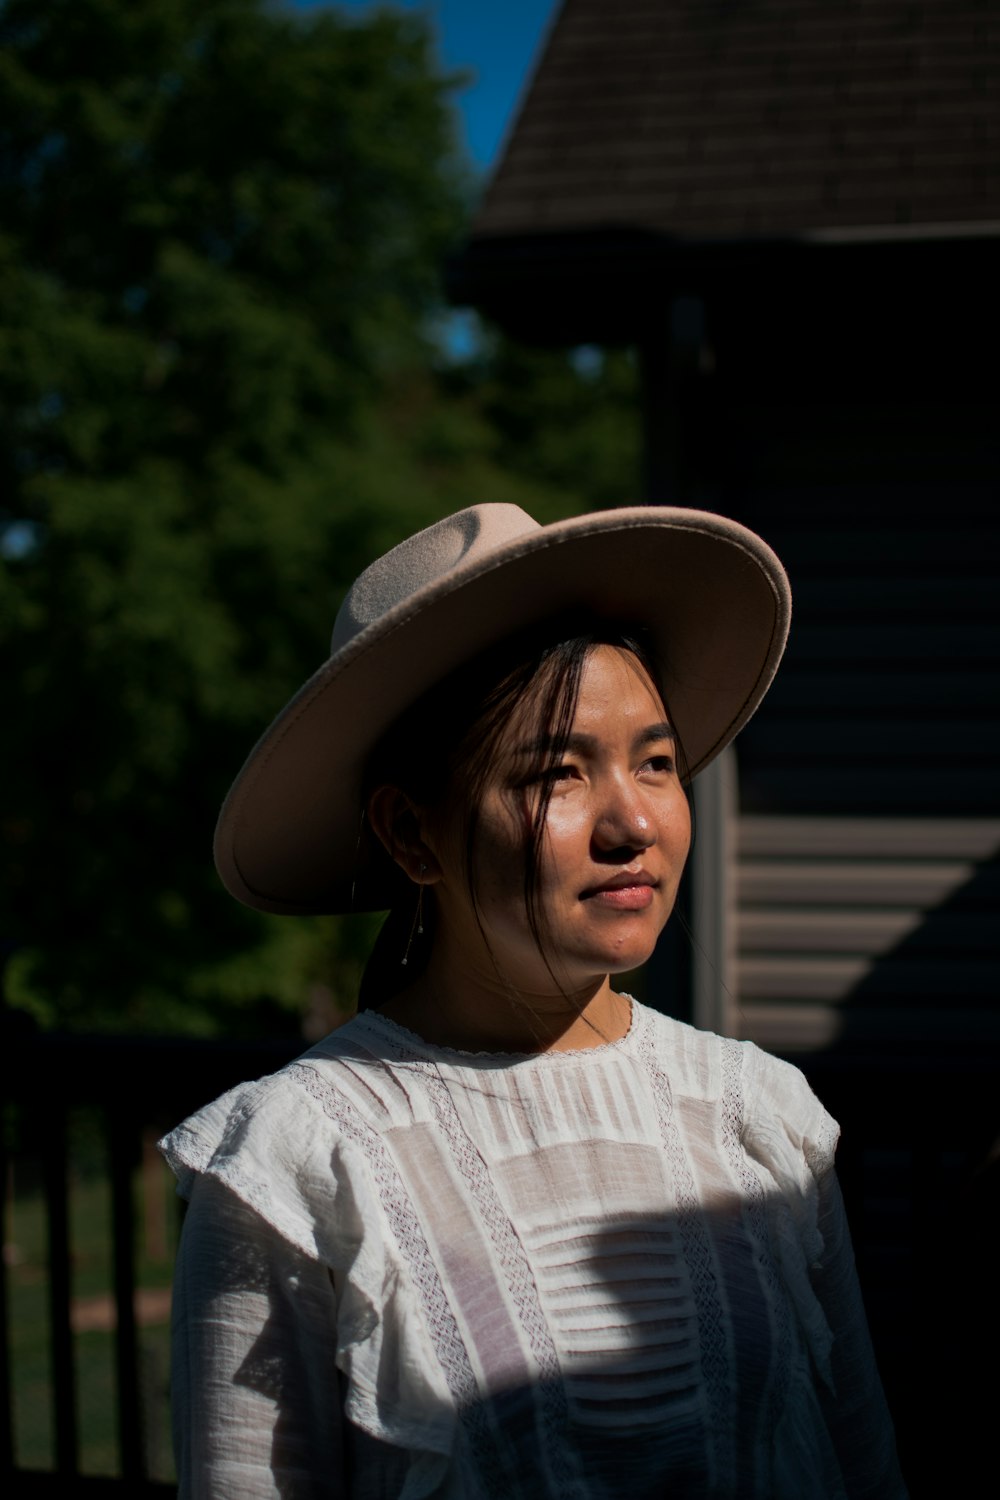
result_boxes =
[215,505,790,915]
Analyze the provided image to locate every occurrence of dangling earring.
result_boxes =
[350,806,366,913]
[401,864,427,966]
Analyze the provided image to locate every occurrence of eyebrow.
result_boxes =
[516,721,675,757]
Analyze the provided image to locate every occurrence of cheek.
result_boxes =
[661,805,692,888]
[540,798,594,867]
[473,802,532,899]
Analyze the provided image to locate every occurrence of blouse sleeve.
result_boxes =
[809,1162,908,1499]
[171,1173,346,1499]
[741,1045,909,1500]
[163,1067,456,1494]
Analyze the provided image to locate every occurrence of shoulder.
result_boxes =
[738,1039,840,1184]
[162,1013,404,1162]
[158,1013,407,1262]
[632,1003,839,1174]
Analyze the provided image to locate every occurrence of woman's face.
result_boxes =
[427,644,692,995]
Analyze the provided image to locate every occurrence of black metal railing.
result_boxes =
[3,1024,300,1497]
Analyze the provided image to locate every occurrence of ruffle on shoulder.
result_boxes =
[738,1044,841,1391]
[159,1071,456,1459]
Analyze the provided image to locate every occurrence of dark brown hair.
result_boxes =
[357,615,683,1010]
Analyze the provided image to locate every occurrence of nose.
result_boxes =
[592,778,656,855]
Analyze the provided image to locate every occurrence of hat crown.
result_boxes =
[331,503,540,653]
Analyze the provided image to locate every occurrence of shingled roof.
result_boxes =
[474,0,1000,243]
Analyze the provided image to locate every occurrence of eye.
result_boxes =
[512,762,577,793]
[541,763,579,785]
[639,754,675,775]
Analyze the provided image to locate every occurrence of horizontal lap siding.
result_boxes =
[733,815,1000,1051]
[704,284,1000,1050]
[726,486,1000,1055]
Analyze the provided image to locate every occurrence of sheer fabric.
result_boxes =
[162,1001,907,1499]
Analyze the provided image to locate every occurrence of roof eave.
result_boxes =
[446,223,1000,345]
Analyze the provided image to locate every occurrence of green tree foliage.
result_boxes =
[0,0,641,1036]
[444,337,642,510]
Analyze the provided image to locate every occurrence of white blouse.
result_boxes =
[161,1000,907,1499]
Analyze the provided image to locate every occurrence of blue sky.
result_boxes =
[294,1,560,171]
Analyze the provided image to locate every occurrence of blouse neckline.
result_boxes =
[353,994,643,1068]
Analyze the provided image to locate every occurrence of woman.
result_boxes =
[162,503,907,1498]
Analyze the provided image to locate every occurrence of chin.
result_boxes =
[591,914,671,972]
[604,950,660,977]
[575,935,664,980]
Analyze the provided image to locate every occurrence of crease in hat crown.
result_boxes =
[331,504,542,653]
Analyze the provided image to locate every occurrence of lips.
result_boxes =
[581,871,658,909]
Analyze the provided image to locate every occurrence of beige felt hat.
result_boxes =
[215,503,790,915]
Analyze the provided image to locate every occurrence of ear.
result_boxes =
[366,785,443,885]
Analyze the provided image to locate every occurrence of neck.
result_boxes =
[374,952,631,1054]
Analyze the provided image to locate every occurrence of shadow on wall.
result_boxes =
[798,848,1000,1498]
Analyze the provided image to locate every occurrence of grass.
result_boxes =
[6,1112,179,1481]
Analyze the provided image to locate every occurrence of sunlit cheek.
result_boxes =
[535,800,592,888]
